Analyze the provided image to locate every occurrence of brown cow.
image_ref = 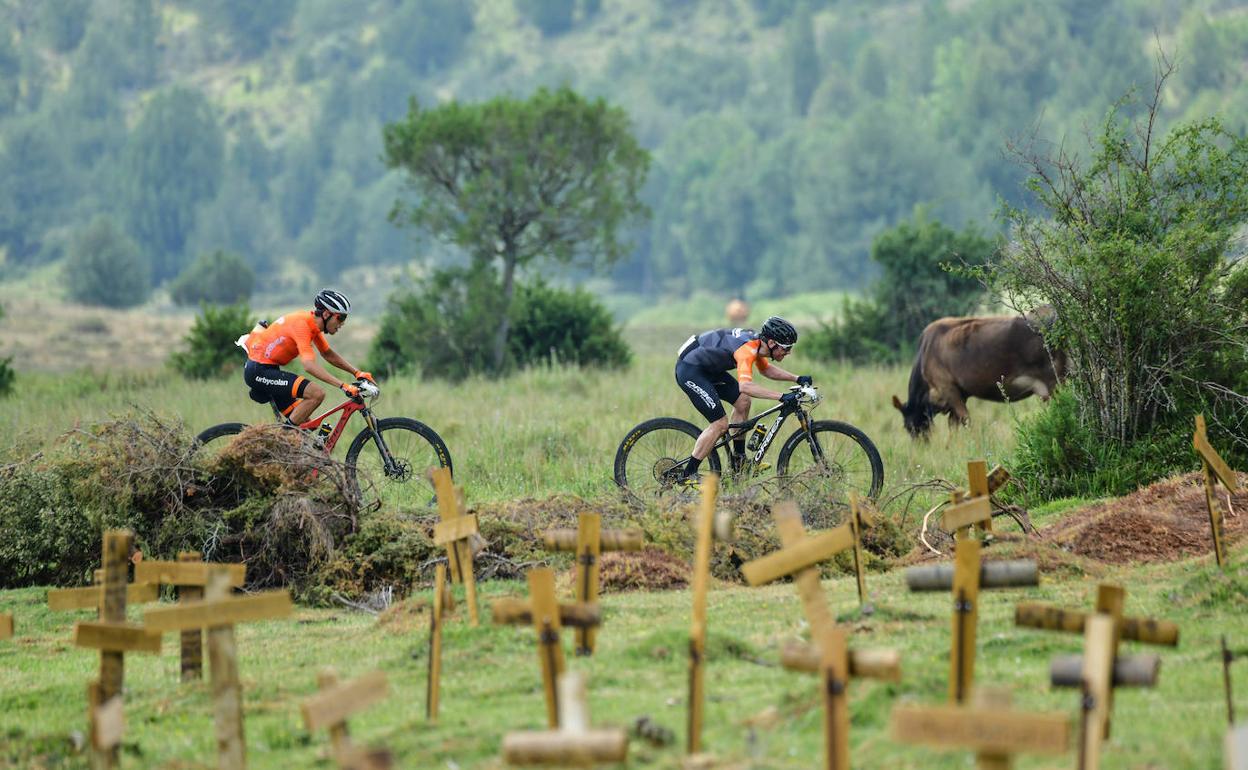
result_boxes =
[891,311,1065,438]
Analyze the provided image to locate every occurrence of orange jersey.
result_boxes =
[246,311,329,366]
[733,338,770,383]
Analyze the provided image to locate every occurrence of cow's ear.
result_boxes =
[891,395,904,411]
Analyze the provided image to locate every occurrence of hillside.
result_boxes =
[2,0,1247,312]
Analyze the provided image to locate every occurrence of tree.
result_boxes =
[65,217,150,308]
[196,0,297,57]
[516,0,575,36]
[990,61,1248,489]
[169,250,255,306]
[383,86,649,372]
[784,1,819,116]
[0,118,71,264]
[120,88,225,282]
[380,0,474,74]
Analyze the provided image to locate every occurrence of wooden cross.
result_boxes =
[943,461,1012,539]
[492,567,600,729]
[892,686,1070,769]
[87,680,126,764]
[906,538,1038,702]
[1194,414,1241,567]
[48,582,159,613]
[72,531,162,770]
[145,572,293,770]
[1229,721,1248,770]
[431,467,480,626]
[133,554,246,682]
[740,500,900,770]
[542,511,643,655]
[1013,583,1179,770]
[0,612,11,640]
[302,668,393,769]
[501,670,628,766]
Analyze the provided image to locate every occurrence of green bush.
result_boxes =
[805,211,996,364]
[369,269,630,379]
[170,303,255,380]
[64,216,151,308]
[169,250,255,306]
[508,279,632,369]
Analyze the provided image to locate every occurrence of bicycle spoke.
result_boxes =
[619,427,698,500]
[781,429,878,521]
[351,422,447,510]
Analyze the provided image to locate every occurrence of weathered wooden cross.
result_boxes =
[431,467,480,626]
[740,500,900,770]
[906,538,1038,703]
[134,553,246,682]
[0,612,11,640]
[71,531,162,770]
[542,511,643,655]
[891,685,1070,769]
[501,670,628,766]
[145,571,293,770]
[302,668,393,770]
[1014,583,1179,770]
[942,460,1013,539]
[1193,414,1241,567]
[687,474,719,756]
[492,567,601,729]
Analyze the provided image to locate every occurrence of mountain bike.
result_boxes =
[613,385,883,506]
[194,379,452,509]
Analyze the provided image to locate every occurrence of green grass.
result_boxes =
[2,549,1244,768]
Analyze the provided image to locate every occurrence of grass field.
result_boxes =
[2,546,1243,768]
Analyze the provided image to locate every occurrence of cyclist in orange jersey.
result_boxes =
[242,288,374,424]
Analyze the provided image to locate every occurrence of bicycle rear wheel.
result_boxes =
[346,417,452,510]
[776,420,884,521]
[192,422,248,465]
[613,417,721,501]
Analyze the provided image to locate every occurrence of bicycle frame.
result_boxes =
[665,394,824,481]
[270,391,380,454]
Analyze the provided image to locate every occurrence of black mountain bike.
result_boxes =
[613,385,883,505]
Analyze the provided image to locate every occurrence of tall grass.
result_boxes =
[0,326,1040,515]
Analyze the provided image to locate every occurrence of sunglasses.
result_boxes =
[770,340,794,352]
[333,313,348,323]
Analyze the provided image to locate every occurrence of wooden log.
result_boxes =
[740,522,854,587]
[891,703,1069,756]
[542,528,643,552]
[942,496,993,532]
[427,564,445,722]
[780,641,901,681]
[134,560,245,588]
[178,551,204,682]
[206,570,246,770]
[907,561,1039,592]
[501,730,629,765]
[1050,655,1160,688]
[48,582,160,611]
[144,590,293,632]
[688,474,717,754]
[490,598,601,629]
[1014,604,1179,646]
[73,622,162,654]
[302,669,389,732]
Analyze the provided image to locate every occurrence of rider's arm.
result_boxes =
[760,363,799,383]
[301,355,348,391]
[321,348,362,379]
[740,380,784,400]
[735,341,784,400]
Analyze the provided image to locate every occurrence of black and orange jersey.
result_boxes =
[677,327,771,383]
[245,310,329,366]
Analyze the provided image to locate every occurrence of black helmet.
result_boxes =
[314,288,351,315]
[760,315,797,346]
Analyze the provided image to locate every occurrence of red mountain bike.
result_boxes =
[194,379,452,507]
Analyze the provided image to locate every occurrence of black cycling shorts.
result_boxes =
[243,360,308,415]
[675,359,739,422]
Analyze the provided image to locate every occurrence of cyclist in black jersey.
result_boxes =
[675,316,812,484]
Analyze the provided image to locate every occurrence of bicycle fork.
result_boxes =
[362,410,400,479]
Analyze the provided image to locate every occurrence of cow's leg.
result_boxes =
[946,393,970,429]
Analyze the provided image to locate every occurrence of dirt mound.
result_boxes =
[1041,471,1248,565]
[892,531,1103,579]
[599,548,690,592]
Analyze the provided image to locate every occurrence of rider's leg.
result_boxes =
[691,415,729,463]
[289,382,325,424]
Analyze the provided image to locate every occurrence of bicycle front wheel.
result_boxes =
[613,417,721,501]
[346,417,452,510]
[776,420,884,515]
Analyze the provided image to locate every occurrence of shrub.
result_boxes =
[170,303,255,380]
[369,269,630,379]
[805,211,996,364]
[169,250,255,306]
[0,302,13,398]
[992,67,1248,496]
[65,216,151,308]
[508,279,632,369]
